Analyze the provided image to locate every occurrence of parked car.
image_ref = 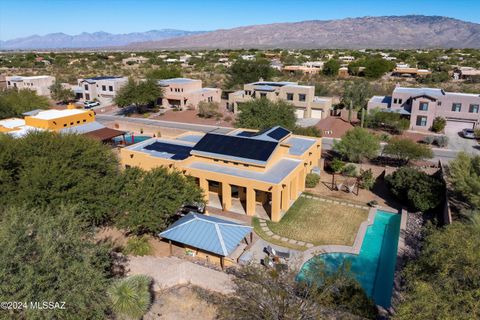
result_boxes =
[83,101,100,109]
[462,128,476,139]
[177,203,205,216]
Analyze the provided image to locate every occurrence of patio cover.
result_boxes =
[159,213,252,257]
[83,127,125,141]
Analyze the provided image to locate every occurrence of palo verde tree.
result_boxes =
[226,58,275,88]
[448,152,480,208]
[114,78,162,113]
[115,167,204,234]
[0,88,49,118]
[333,128,380,163]
[322,59,341,76]
[0,131,119,225]
[383,137,433,165]
[234,98,297,130]
[0,206,113,319]
[49,80,75,103]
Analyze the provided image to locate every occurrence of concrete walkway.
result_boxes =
[127,256,234,294]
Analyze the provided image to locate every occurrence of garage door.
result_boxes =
[295,109,305,119]
[445,120,474,134]
[311,109,323,119]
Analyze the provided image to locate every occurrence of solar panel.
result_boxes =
[144,142,192,160]
[236,131,256,137]
[267,127,291,141]
[192,133,277,162]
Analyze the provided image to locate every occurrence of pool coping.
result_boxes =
[300,206,404,265]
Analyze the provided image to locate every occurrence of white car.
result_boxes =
[83,101,100,109]
[462,128,476,139]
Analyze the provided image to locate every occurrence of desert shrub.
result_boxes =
[124,236,152,256]
[434,135,449,148]
[341,164,358,177]
[423,136,435,145]
[108,275,152,320]
[198,101,221,118]
[379,133,391,142]
[292,126,322,137]
[385,167,444,212]
[359,169,375,190]
[431,117,446,133]
[330,158,345,173]
[305,173,320,188]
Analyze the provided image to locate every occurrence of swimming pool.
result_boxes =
[114,135,152,144]
[298,210,401,308]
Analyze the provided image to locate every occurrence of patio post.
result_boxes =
[271,186,282,222]
[222,182,232,211]
[246,187,256,216]
[169,240,172,255]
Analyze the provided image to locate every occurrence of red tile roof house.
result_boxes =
[367,86,480,132]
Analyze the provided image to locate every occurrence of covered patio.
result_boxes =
[159,213,253,269]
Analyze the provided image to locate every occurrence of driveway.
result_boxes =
[444,127,480,155]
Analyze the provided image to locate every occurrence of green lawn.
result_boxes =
[265,196,369,246]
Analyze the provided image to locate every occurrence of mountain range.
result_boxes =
[0,29,206,50]
[1,16,479,50]
[126,16,480,50]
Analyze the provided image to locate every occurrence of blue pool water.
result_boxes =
[298,210,401,308]
[114,135,151,144]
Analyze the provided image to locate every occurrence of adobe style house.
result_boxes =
[227,81,332,119]
[368,86,480,132]
[119,126,321,222]
[5,75,55,97]
[77,76,128,102]
[157,78,221,110]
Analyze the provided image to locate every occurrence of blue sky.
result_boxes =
[1,0,479,40]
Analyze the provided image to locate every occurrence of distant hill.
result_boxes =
[125,16,480,49]
[0,29,206,50]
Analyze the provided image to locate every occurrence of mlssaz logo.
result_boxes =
[30,301,66,310]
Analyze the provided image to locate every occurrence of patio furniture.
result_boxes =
[264,245,274,256]
[347,182,356,193]
[335,181,344,191]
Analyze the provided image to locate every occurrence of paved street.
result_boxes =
[96,114,233,134]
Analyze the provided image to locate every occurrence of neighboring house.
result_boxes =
[122,56,149,65]
[5,75,55,97]
[227,80,332,119]
[391,67,431,78]
[120,126,322,222]
[368,86,480,132]
[0,104,124,141]
[339,56,355,63]
[453,67,480,81]
[157,78,221,110]
[76,76,128,101]
[0,75,6,89]
[282,65,320,75]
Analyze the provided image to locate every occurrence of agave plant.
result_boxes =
[108,275,152,320]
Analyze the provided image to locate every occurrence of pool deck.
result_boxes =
[300,206,407,265]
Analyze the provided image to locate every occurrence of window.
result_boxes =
[299,94,306,102]
[398,99,403,104]
[83,119,86,122]
[102,85,106,91]
[286,93,294,101]
[469,104,479,113]
[63,124,67,127]
[416,116,427,126]
[77,121,80,124]
[84,84,88,90]
[260,93,267,98]
[452,103,462,112]
[437,101,442,106]
[393,98,397,104]
[109,86,113,92]
[7,81,10,85]
[70,122,73,125]
[419,102,429,111]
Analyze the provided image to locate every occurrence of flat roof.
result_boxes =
[284,136,316,156]
[187,158,301,184]
[0,118,25,128]
[30,109,88,120]
[158,78,199,85]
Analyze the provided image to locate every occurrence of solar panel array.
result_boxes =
[144,141,193,160]
[267,127,291,141]
[192,133,277,162]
